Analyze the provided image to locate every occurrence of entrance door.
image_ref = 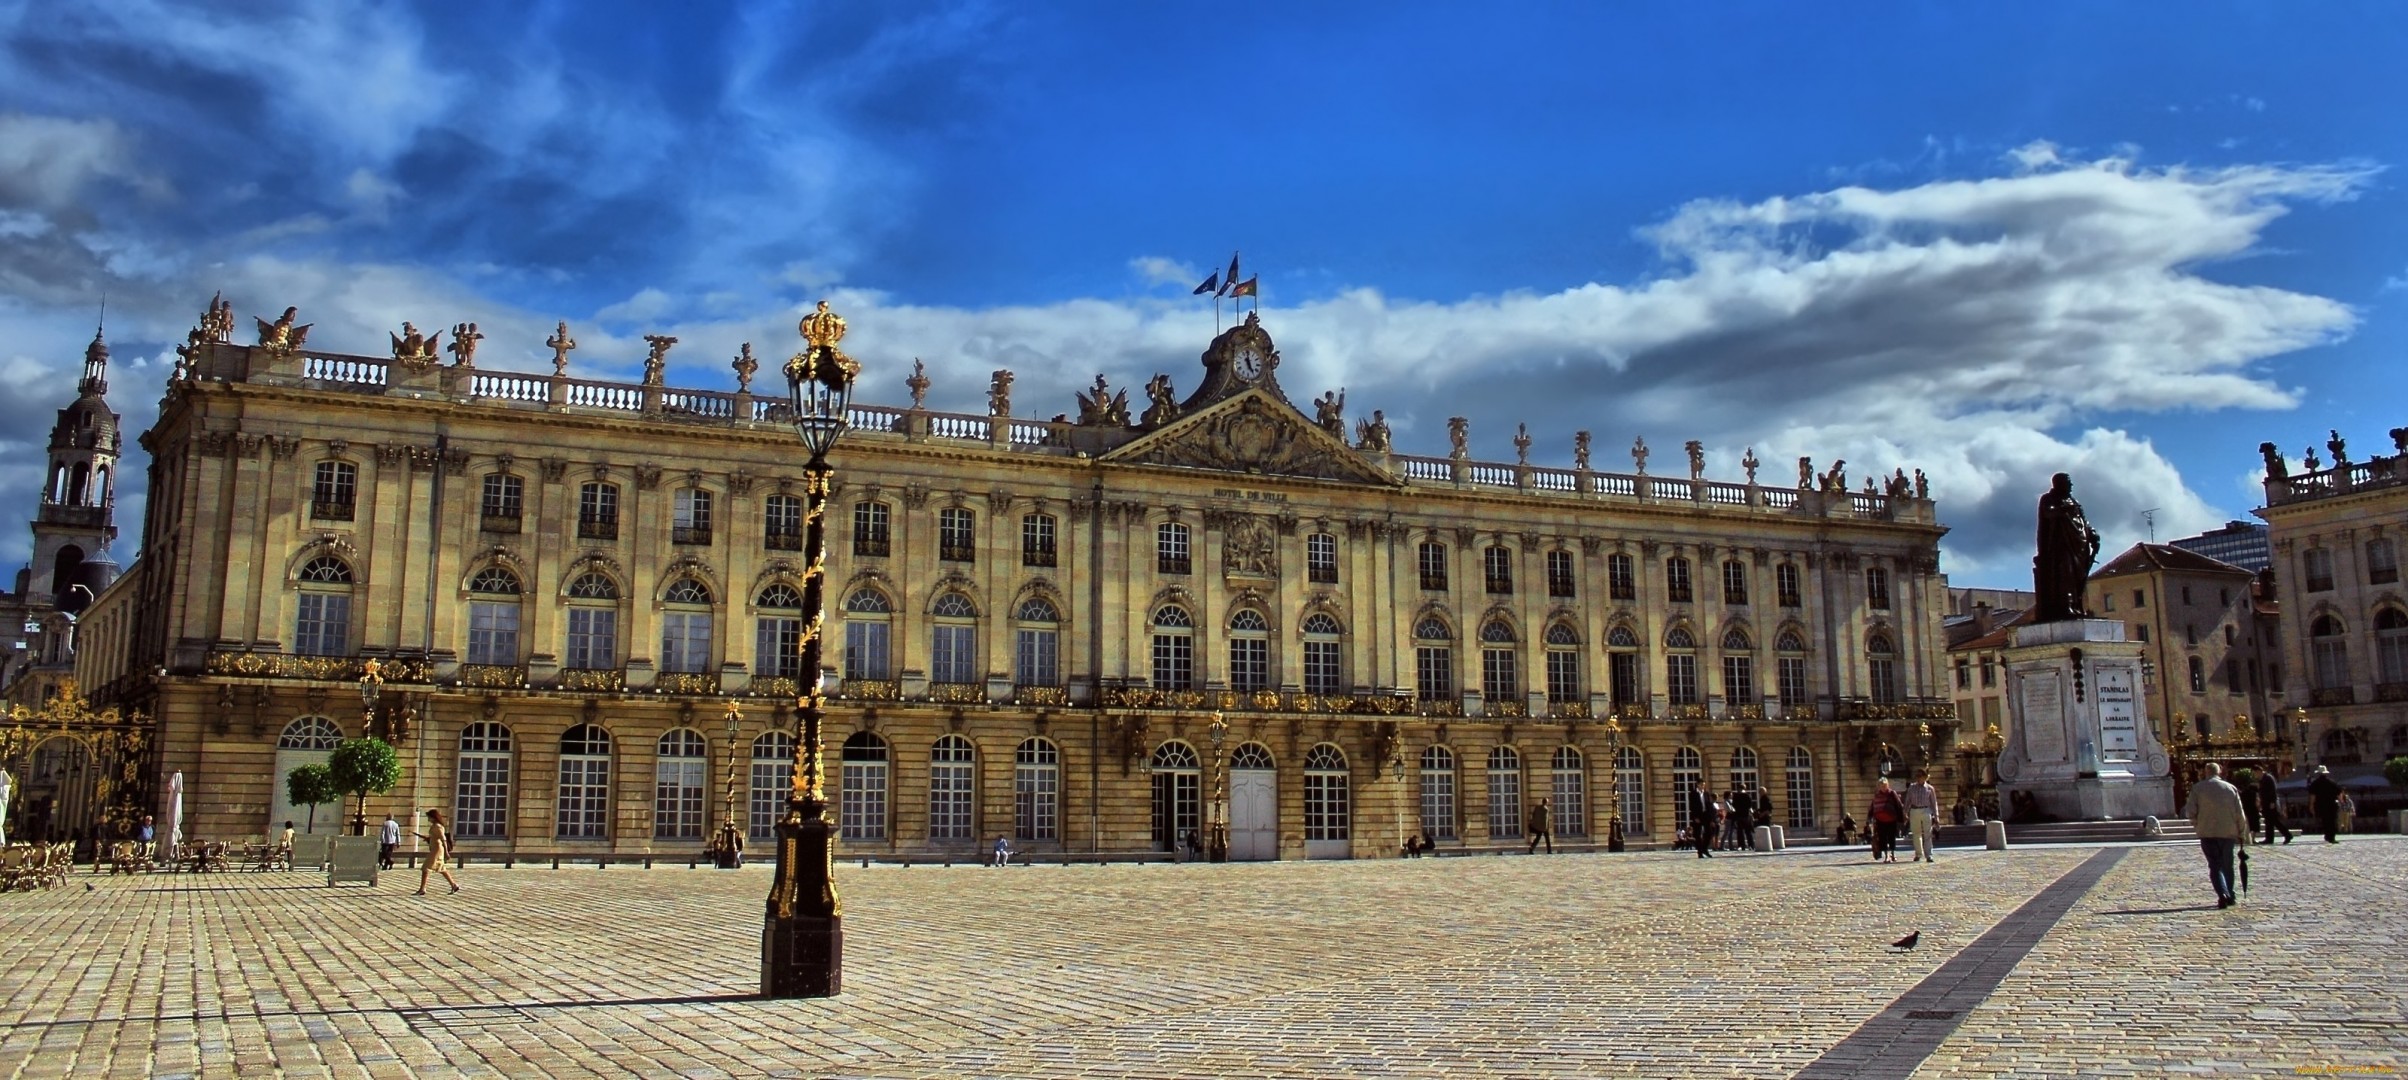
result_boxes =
[1229,768,1276,860]
[270,717,346,837]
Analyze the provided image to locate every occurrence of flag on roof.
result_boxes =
[1192,270,1220,295]
[1218,252,1241,296]
[1227,276,1258,298]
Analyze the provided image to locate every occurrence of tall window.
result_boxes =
[1484,546,1514,594]
[1150,742,1202,851]
[1867,633,1899,704]
[2365,539,2400,585]
[929,735,975,841]
[455,722,512,840]
[1665,627,1699,706]
[1157,522,1191,574]
[2311,614,2350,689]
[1014,598,1061,687]
[840,732,889,842]
[1776,630,1809,705]
[1544,623,1582,704]
[659,576,715,674]
[1302,613,1343,695]
[2377,609,2408,686]
[1419,746,1458,840]
[1608,625,1642,707]
[753,583,804,678]
[565,572,620,670]
[1981,654,1997,688]
[1152,605,1195,690]
[1608,553,1636,601]
[1547,550,1576,598]
[1666,557,1693,603]
[653,729,706,840]
[556,724,612,840]
[764,494,803,550]
[466,566,522,666]
[749,732,794,841]
[1866,567,1892,610]
[311,460,356,520]
[1784,746,1816,830]
[1486,746,1522,839]
[1722,628,1756,705]
[1014,738,1060,841]
[1302,744,1350,843]
[1228,609,1271,692]
[843,589,893,681]
[2303,548,2334,592]
[1480,620,1519,701]
[1550,746,1586,837]
[672,488,713,545]
[480,473,523,528]
[939,507,976,563]
[1614,746,1645,835]
[1419,541,1450,591]
[579,481,619,540]
[1723,561,1748,605]
[2189,656,2207,693]
[1729,746,1760,795]
[1777,563,1802,608]
[1021,513,1057,567]
[1671,746,1703,835]
[852,501,890,557]
[1307,532,1338,584]
[1415,616,1455,701]
[293,555,354,656]
[930,591,979,685]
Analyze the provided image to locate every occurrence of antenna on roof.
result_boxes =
[2141,507,2158,542]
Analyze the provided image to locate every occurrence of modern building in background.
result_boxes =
[2169,520,2272,574]
[2255,427,2408,774]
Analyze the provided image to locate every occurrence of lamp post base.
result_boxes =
[761,806,843,998]
[1607,817,1626,853]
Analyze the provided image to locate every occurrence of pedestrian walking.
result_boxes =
[1903,772,1940,863]
[1527,800,1553,854]
[1687,779,1718,859]
[2308,765,2343,844]
[1868,780,1906,863]
[415,808,460,895]
[378,814,401,870]
[2185,763,2252,909]
[2236,768,2263,840]
[2338,791,2356,834]
[2256,769,2293,844]
[277,821,296,870]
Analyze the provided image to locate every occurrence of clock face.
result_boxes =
[1232,345,1265,381]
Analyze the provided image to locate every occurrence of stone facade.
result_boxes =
[2084,543,2287,747]
[78,304,1957,857]
[2254,426,2408,772]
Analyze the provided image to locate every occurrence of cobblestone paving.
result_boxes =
[0,839,2401,1079]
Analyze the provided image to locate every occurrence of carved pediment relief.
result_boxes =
[1100,391,1399,487]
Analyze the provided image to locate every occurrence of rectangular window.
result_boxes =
[294,593,350,656]
[931,624,977,684]
[673,488,713,545]
[578,482,618,540]
[1551,765,1586,838]
[1610,652,1640,706]
[754,616,801,678]
[853,502,890,557]
[749,755,792,842]
[555,758,610,840]
[1777,564,1802,608]
[311,461,356,520]
[567,608,619,669]
[1308,532,1338,584]
[928,761,973,842]
[2226,659,2242,696]
[455,753,510,840]
[1488,765,1522,839]
[1869,658,1899,704]
[1416,646,1454,701]
[1666,559,1693,604]
[843,621,891,681]
[1304,640,1341,694]
[1229,638,1270,692]
[1546,550,1575,599]
[1484,547,1514,594]
[1481,647,1519,699]
[480,473,523,528]
[1980,655,1997,688]
[1666,654,1698,706]
[939,507,976,563]
[1014,758,1059,841]
[1608,554,1636,601]
[466,601,520,666]
[1419,542,1450,592]
[2370,540,2400,585]
[1158,524,1191,575]
[1419,765,1457,841]
[2133,589,2146,608]
[1015,627,1058,687]
[1955,656,1972,690]
[1152,632,1194,690]
[1866,568,1892,610]
[840,762,888,842]
[764,495,803,551]
[654,758,705,840]
[1723,654,1756,705]
[1722,561,1748,605]
[1546,650,1581,703]
[1021,513,1057,568]
[659,612,713,674]
[1777,656,1808,705]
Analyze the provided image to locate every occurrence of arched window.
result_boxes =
[754,582,804,679]
[843,588,893,681]
[1550,746,1587,838]
[1665,626,1699,706]
[749,732,794,841]
[1419,745,1458,841]
[1614,746,1646,835]
[930,592,979,686]
[1014,597,1060,687]
[1480,620,1519,701]
[1014,738,1060,841]
[1487,745,1523,839]
[1866,633,1899,704]
[1666,556,1694,603]
[660,576,715,675]
[929,735,975,841]
[1784,746,1816,830]
[1302,612,1343,695]
[556,724,612,840]
[566,572,621,670]
[1544,623,1581,705]
[2311,614,2349,690]
[2375,608,2408,687]
[1671,746,1704,835]
[1608,624,1642,707]
[456,721,513,840]
[466,566,522,666]
[1722,628,1756,706]
[294,555,354,657]
[1414,615,1455,702]
[279,715,343,750]
[1776,630,1810,705]
[1729,746,1760,795]
[653,729,706,840]
[1228,609,1271,692]
[1152,606,1195,690]
[1150,741,1202,851]
[1231,743,1275,769]
[840,731,890,841]
[1302,743,1350,848]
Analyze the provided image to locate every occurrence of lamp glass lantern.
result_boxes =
[787,348,853,461]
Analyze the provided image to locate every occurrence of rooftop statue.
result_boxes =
[1353,409,1391,453]
[2032,472,2101,623]
[642,335,678,386]
[988,370,1013,417]
[547,321,577,376]
[1313,389,1346,439]
[255,307,312,356]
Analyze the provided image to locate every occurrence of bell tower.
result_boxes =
[26,327,122,613]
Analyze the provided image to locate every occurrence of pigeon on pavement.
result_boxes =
[1889,931,1920,950]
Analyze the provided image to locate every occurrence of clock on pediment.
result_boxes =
[1180,310,1292,412]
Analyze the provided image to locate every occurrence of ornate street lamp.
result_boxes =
[2294,705,2312,773]
[1390,753,1406,857]
[359,658,383,737]
[1604,715,1626,852]
[763,300,857,999]
[1205,712,1229,863]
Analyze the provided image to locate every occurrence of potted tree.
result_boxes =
[286,763,336,835]
[326,737,401,886]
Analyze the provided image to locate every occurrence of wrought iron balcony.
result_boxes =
[655,671,721,695]
[1158,556,1191,575]
[310,499,354,522]
[1022,546,1057,568]
[1549,699,1591,719]
[559,667,625,692]
[853,535,890,557]
[578,516,618,540]
[1419,573,1449,592]
[1013,685,1069,707]
[765,529,802,551]
[480,511,522,534]
[1485,576,1514,595]
[2310,686,2357,706]
[939,544,976,564]
[1309,565,1338,585]
[455,664,527,689]
[929,682,985,704]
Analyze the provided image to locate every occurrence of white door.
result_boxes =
[270,748,334,836]
[1229,768,1277,860]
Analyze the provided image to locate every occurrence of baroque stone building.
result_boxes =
[2084,544,2286,747]
[2255,426,2408,773]
[79,300,1956,858]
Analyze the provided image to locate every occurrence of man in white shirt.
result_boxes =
[1903,772,1941,863]
[2186,763,2252,909]
[379,814,403,871]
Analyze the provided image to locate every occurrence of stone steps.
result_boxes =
[1934,819,2199,847]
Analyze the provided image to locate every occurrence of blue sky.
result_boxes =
[2,2,2404,587]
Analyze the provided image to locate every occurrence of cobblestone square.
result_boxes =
[1,839,2403,1079]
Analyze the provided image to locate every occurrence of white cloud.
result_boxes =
[1128,256,1198,288]
[0,113,164,209]
[344,169,405,221]
[595,287,676,326]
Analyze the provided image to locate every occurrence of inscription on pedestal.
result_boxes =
[2020,671,2067,763]
[2095,666,2137,760]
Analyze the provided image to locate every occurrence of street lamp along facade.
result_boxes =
[763,300,858,999]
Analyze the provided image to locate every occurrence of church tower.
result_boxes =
[25,327,122,613]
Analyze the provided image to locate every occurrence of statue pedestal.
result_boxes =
[1995,619,2173,821]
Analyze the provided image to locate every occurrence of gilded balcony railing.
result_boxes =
[748,676,800,699]
[560,667,625,692]
[1013,685,1069,707]
[836,679,900,702]
[655,671,721,695]
[928,682,986,704]
[204,650,432,683]
[455,664,526,689]
[1550,700,1592,719]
